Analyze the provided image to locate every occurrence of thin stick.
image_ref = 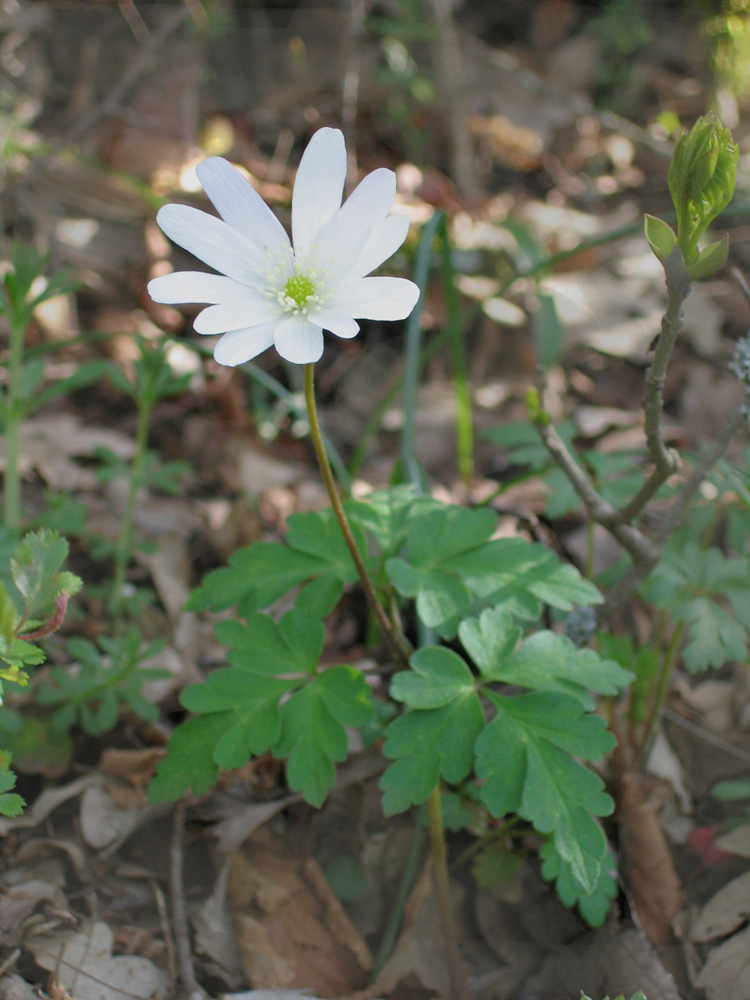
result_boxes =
[602,400,749,620]
[169,802,208,1000]
[640,621,684,761]
[151,877,177,994]
[304,364,412,666]
[429,0,481,200]
[617,248,691,523]
[427,786,468,1000]
[342,0,367,188]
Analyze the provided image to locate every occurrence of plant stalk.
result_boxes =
[640,620,685,761]
[303,363,411,666]
[427,785,467,1000]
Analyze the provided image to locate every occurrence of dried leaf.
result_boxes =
[29,920,169,1000]
[691,869,750,942]
[695,925,750,1000]
[618,772,683,944]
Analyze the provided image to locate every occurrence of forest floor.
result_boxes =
[2,2,750,999]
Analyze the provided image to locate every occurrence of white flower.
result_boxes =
[148,128,419,366]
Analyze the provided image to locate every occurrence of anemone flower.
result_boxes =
[148,128,419,366]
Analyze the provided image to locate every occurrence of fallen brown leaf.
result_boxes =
[618,771,683,944]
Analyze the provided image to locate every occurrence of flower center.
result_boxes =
[283,273,316,307]
[264,253,330,318]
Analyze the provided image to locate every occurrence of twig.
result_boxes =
[617,247,691,523]
[151,877,178,995]
[731,265,750,307]
[66,8,190,148]
[602,399,749,620]
[429,0,481,200]
[535,402,657,567]
[427,786,468,1000]
[342,0,367,189]
[170,802,208,1000]
[663,707,750,766]
[117,0,150,44]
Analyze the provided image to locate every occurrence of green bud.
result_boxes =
[687,233,729,281]
[525,386,550,427]
[667,113,738,267]
[644,214,677,264]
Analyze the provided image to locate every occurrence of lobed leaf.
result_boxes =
[274,667,374,806]
[187,508,368,616]
[380,655,484,815]
[476,691,615,892]
[459,608,632,709]
[540,838,618,928]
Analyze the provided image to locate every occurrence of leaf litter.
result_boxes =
[3,3,750,999]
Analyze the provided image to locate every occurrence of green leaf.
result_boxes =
[539,838,618,928]
[10,530,81,623]
[476,692,615,892]
[0,750,24,817]
[459,607,632,708]
[532,291,564,369]
[187,508,367,616]
[181,670,293,769]
[217,607,326,676]
[345,487,441,557]
[0,585,19,646]
[712,778,750,801]
[688,233,729,280]
[444,538,602,623]
[274,668,374,806]
[644,214,677,264]
[155,609,372,807]
[149,714,225,801]
[643,542,750,671]
[482,419,577,474]
[380,653,484,814]
[457,606,522,677]
[388,505,599,637]
[472,842,523,889]
[391,646,477,709]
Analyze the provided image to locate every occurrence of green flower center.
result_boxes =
[283,273,316,308]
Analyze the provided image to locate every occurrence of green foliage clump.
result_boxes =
[152,489,628,919]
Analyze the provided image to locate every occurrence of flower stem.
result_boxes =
[303,363,411,666]
[427,784,467,1000]
[4,316,26,532]
[640,620,685,761]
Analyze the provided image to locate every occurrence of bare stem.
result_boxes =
[303,364,411,666]
[640,620,685,761]
[618,248,691,523]
[603,399,749,620]
[427,785,468,1000]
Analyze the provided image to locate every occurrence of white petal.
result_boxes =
[340,214,410,280]
[274,316,324,363]
[156,204,268,285]
[328,276,420,321]
[196,157,291,258]
[313,168,396,273]
[148,271,258,305]
[213,321,277,367]
[194,299,278,335]
[309,310,360,339]
[292,128,346,257]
